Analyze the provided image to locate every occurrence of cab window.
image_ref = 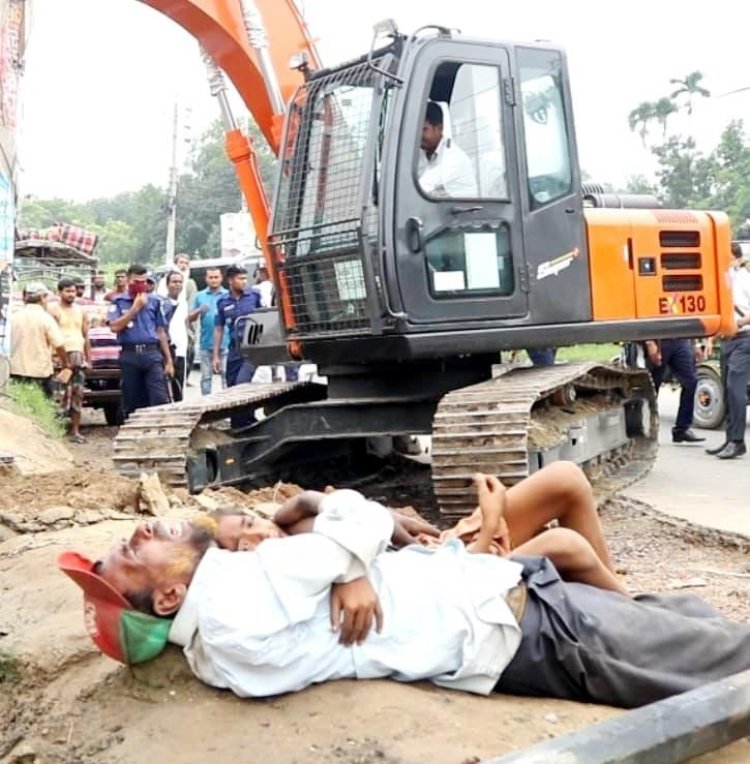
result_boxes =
[517,48,573,208]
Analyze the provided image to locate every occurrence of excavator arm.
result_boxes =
[142,0,318,153]
[140,0,319,343]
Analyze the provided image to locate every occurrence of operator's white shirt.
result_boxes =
[729,266,750,333]
[418,136,478,198]
[169,492,522,698]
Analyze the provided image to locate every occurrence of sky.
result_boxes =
[16,0,750,202]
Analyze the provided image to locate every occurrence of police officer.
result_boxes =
[645,338,705,444]
[212,264,260,387]
[107,263,174,418]
[706,243,750,459]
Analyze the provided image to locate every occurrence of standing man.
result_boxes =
[72,277,87,302]
[159,253,198,378]
[213,264,260,387]
[48,278,91,443]
[10,283,68,397]
[189,266,228,395]
[105,270,128,302]
[92,271,108,303]
[645,338,705,444]
[162,271,188,402]
[106,264,174,419]
[706,242,750,459]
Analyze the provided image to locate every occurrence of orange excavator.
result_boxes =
[113,1,735,515]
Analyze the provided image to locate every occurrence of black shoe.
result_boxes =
[716,442,747,460]
[706,441,728,455]
[672,429,705,443]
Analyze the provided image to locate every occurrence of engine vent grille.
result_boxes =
[662,275,703,292]
[660,253,701,270]
[659,230,700,247]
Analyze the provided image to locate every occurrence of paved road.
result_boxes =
[626,387,750,537]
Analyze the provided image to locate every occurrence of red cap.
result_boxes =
[57,551,172,665]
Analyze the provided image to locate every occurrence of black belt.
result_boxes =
[121,343,159,352]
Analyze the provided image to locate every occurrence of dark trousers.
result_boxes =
[720,333,750,442]
[648,338,697,431]
[168,351,185,403]
[225,350,257,428]
[120,349,169,417]
[495,556,750,709]
[527,348,557,367]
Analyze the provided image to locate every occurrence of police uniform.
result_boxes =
[215,288,260,387]
[108,294,170,417]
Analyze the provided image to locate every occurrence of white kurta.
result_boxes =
[169,494,522,698]
[729,266,750,332]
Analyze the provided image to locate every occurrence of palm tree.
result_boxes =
[628,101,657,145]
[669,71,711,115]
[653,97,678,136]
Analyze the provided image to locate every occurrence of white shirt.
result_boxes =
[252,280,274,308]
[418,137,478,198]
[729,266,750,333]
[169,492,522,698]
[166,297,189,357]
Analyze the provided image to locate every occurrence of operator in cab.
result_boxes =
[107,263,174,418]
[418,101,478,198]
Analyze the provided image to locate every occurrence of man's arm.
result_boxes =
[109,293,147,332]
[156,326,174,378]
[212,324,225,373]
[82,310,91,365]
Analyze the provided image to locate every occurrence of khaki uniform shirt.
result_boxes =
[10,304,64,378]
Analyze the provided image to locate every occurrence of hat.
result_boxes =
[57,551,173,665]
[24,282,49,297]
[146,272,157,284]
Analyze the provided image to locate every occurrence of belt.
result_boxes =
[121,343,159,352]
[505,581,527,623]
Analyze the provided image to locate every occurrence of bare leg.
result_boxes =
[513,528,629,596]
[503,462,615,573]
[70,409,81,438]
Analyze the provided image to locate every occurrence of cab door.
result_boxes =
[389,41,528,324]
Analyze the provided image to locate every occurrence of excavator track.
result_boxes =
[432,362,658,517]
[112,381,310,486]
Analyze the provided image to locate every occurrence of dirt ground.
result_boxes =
[2,417,750,763]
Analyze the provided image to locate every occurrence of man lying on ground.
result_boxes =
[59,463,750,709]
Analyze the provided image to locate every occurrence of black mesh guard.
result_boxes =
[270,60,383,338]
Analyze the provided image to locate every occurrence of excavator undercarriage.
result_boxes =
[112,361,657,515]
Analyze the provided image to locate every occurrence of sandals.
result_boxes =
[68,433,87,444]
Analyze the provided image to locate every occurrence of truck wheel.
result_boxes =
[103,402,124,427]
[693,369,725,430]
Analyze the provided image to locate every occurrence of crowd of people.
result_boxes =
[8,254,281,434]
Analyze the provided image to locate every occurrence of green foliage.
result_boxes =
[18,117,278,265]
[627,71,750,231]
[8,380,65,438]
[556,344,620,363]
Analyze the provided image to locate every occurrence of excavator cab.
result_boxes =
[267,27,732,366]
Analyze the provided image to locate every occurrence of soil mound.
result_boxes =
[0,408,73,475]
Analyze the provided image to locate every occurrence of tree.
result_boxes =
[653,97,678,137]
[669,71,711,115]
[628,101,657,145]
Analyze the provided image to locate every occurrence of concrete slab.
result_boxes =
[625,387,750,538]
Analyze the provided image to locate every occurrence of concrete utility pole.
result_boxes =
[165,102,179,265]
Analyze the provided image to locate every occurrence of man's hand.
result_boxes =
[389,511,439,548]
[132,292,148,312]
[330,577,383,645]
[164,359,175,378]
[474,473,511,555]
[212,354,221,374]
[645,340,661,366]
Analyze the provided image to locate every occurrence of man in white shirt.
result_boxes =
[418,101,478,198]
[61,486,750,709]
[163,271,189,401]
[706,242,750,459]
